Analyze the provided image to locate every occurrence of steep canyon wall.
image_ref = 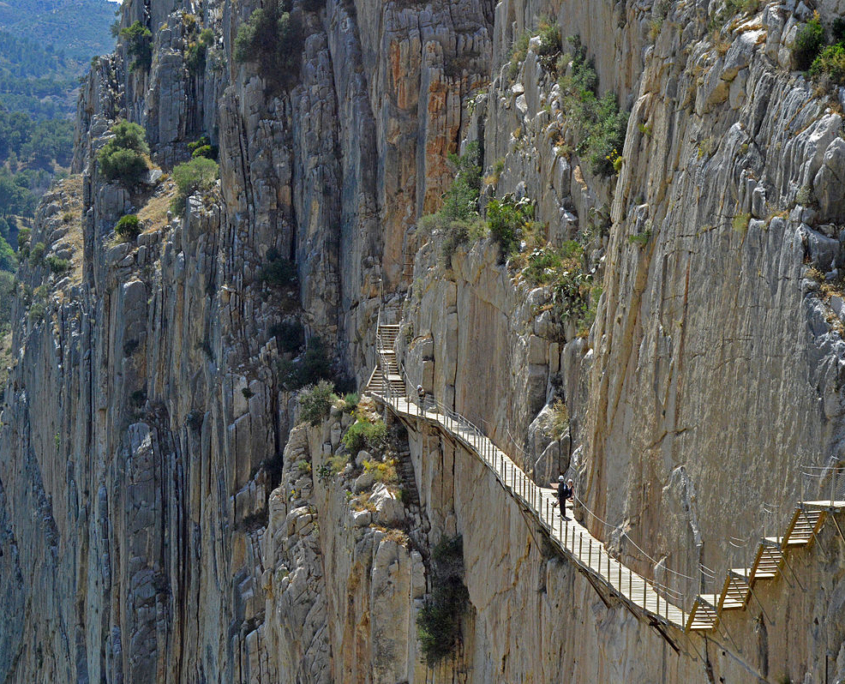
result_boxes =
[3,0,845,682]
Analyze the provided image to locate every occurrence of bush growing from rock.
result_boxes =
[188,136,218,160]
[29,241,45,265]
[99,148,149,185]
[341,418,387,453]
[342,393,358,413]
[115,214,142,241]
[260,251,298,288]
[416,536,470,666]
[120,21,153,72]
[171,156,219,213]
[810,43,845,84]
[46,256,69,274]
[363,458,399,484]
[793,14,825,71]
[487,195,534,255]
[109,120,149,154]
[185,28,215,74]
[17,227,31,256]
[560,36,628,177]
[277,337,333,390]
[440,142,481,222]
[298,380,336,426]
[28,301,45,322]
[418,142,486,267]
[98,121,150,186]
[808,20,845,86]
[536,17,562,57]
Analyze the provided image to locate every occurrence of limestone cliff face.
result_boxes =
[4,0,845,682]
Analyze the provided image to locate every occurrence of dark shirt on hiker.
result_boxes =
[558,482,572,504]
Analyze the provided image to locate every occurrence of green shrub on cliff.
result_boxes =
[486,194,534,255]
[792,14,825,71]
[559,36,628,177]
[120,21,153,72]
[420,142,486,267]
[234,0,304,93]
[808,19,845,85]
[810,43,845,84]
[97,121,149,186]
[260,249,298,288]
[29,240,44,265]
[171,156,219,213]
[298,380,336,426]
[277,337,333,390]
[342,418,386,453]
[115,214,142,242]
[45,255,69,274]
[186,28,215,74]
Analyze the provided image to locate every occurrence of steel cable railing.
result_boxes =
[801,464,845,506]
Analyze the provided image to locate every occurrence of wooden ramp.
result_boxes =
[366,318,843,635]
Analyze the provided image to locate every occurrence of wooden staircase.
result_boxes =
[365,322,406,398]
[686,505,829,631]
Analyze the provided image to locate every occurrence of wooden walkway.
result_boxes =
[366,319,844,635]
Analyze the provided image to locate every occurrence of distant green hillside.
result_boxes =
[0,0,117,119]
[0,0,117,62]
[0,31,82,119]
[0,0,113,260]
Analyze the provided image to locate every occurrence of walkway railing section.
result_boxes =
[373,366,692,631]
[367,312,844,635]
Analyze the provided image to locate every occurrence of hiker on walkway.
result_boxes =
[552,476,574,519]
[417,384,426,407]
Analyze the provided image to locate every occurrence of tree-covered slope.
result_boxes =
[0,0,117,62]
[0,31,82,119]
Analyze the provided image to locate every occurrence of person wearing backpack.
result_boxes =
[552,476,574,519]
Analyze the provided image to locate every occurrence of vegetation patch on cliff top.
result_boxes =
[120,21,153,73]
[794,13,826,72]
[234,0,304,93]
[298,380,336,425]
[807,17,845,88]
[342,417,387,453]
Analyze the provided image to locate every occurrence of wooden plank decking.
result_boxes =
[370,391,690,631]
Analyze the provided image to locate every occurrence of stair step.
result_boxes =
[751,571,776,579]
